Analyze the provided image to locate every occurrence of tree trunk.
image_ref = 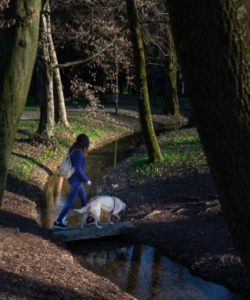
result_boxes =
[114,45,119,116]
[0,0,41,206]
[126,0,163,162]
[37,6,54,140]
[163,19,179,116]
[166,0,250,278]
[164,67,179,116]
[46,5,69,127]
[52,48,69,127]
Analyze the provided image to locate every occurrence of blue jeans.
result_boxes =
[57,182,87,222]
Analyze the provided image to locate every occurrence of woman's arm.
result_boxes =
[71,151,89,183]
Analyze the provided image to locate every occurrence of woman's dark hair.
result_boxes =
[72,134,89,156]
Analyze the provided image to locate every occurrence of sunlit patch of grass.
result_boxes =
[18,114,115,152]
[66,114,116,146]
[37,148,55,161]
[19,119,38,131]
[13,110,138,182]
[17,120,39,139]
[124,130,207,183]
[12,156,33,179]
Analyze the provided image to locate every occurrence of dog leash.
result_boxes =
[111,197,116,214]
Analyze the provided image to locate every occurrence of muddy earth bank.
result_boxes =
[101,155,250,299]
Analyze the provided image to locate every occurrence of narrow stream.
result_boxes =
[68,239,241,300]
[40,132,243,300]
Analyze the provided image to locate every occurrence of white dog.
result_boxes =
[76,195,126,230]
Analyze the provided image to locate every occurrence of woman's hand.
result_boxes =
[86,180,92,186]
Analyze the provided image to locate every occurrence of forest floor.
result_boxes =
[0,106,249,299]
[101,129,250,299]
[0,107,182,300]
[1,109,144,300]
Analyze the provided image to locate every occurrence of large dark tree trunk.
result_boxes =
[0,0,41,206]
[166,0,250,278]
[126,0,163,162]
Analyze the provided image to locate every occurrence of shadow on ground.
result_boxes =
[6,174,43,201]
[12,152,53,175]
[0,269,98,300]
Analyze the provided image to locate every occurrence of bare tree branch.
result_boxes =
[53,41,115,69]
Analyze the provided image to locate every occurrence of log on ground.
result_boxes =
[51,221,136,242]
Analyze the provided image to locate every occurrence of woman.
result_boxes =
[53,134,93,229]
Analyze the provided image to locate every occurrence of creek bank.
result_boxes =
[0,173,135,300]
[100,129,250,299]
[0,109,185,299]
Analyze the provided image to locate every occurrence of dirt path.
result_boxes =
[21,108,88,121]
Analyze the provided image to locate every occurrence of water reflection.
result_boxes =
[68,241,241,300]
[113,140,118,167]
[40,174,64,228]
[126,244,144,295]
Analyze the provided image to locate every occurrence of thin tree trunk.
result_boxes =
[52,49,69,127]
[45,4,69,127]
[37,6,54,140]
[115,45,119,116]
[126,0,163,162]
[163,19,179,116]
[0,0,41,206]
[164,67,179,116]
[166,0,250,278]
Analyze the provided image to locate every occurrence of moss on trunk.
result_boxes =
[0,0,41,205]
[126,0,163,162]
[164,67,179,117]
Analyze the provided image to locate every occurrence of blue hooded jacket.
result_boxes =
[68,146,89,184]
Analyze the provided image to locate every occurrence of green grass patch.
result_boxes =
[123,130,206,183]
[18,119,38,134]
[11,155,33,179]
[17,114,115,150]
[13,110,135,181]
